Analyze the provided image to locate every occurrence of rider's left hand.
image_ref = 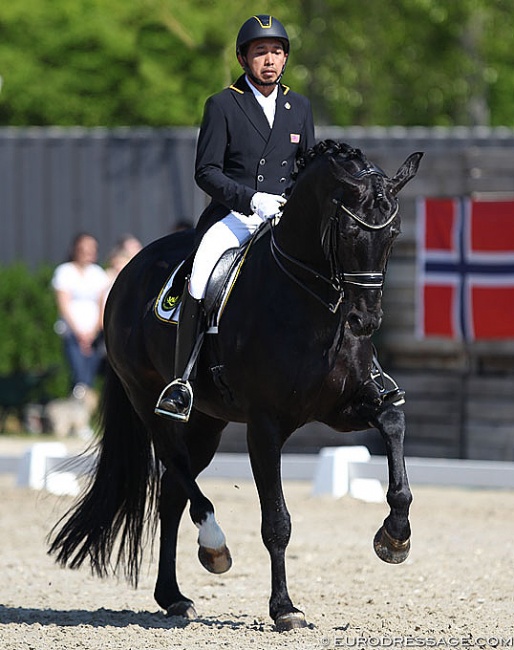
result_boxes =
[250,192,287,220]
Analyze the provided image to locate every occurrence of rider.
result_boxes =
[155,14,316,420]
[155,15,405,421]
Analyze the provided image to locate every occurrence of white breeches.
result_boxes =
[189,211,267,300]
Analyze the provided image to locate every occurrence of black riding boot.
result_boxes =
[370,347,406,407]
[154,289,204,421]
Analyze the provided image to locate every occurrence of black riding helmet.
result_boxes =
[236,15,290,87]
[236,15,290,55]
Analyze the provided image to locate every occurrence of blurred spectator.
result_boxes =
[116,233,142,258]
[103,234,143,298]
[52,232,109,394]
[105,243,132,285]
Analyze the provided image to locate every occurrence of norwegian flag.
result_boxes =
[417,197,514,341]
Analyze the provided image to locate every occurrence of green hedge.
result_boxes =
[0,262,70,398]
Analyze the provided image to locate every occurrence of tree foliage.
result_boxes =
[0,263,69,398]
[0,0,513,127]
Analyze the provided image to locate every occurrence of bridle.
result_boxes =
[335,166,399,232]
[270,166,398,314]
[271,228,345,313]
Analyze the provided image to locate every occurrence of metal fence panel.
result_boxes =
[2,125,514,459]
[0,127,204,267]
[2,125,514,268]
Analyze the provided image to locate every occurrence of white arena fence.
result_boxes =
[1,442,514,502]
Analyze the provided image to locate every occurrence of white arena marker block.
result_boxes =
[349,477,385,503]
[312,446,371,498]
[45,471,81,497]
[16,442,68,491]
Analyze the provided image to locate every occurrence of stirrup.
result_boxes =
[154,379,193,422]
[370,357,406,407]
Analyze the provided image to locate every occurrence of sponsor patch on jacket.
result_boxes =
[290,133,300,143]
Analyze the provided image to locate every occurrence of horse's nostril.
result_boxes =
[348,312,363,332]
[348,308,383,336]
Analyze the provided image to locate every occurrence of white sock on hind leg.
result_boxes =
[196,512,226,549]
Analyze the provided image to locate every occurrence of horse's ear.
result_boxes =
[329,157,363,192]
[389,152,424,195]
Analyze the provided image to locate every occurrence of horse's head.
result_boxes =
[317,141,423,337]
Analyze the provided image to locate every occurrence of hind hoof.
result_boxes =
[275,611,308,632]
[374,525,410,564]
[198,544,232,574]
[165,600,197,619]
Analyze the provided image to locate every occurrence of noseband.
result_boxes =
[270,168,398,313]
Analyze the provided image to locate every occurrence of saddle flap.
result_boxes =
[154,255,193,323]
[203,219,273,324]
[203,247,243,316]
[154,220,271,328]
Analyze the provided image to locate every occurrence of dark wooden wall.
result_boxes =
[217,127,514,460]
[2,126,514,459]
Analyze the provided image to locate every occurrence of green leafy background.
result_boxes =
[1,0,513,128]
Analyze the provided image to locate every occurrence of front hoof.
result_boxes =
[198,544,233,574]
[166,600,198,619]
[374,526,410,564]
[275,611,308,632]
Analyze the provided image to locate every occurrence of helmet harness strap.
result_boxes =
[241,59,287,87]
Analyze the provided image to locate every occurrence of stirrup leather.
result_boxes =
[154,379,193,422]
[370,355,406,407]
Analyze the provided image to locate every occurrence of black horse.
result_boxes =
[49,141,423,631]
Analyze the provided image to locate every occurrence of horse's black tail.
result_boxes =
[48,363,158,586]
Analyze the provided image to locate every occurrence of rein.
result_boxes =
[270,228,345,314]
[271,186,397,313]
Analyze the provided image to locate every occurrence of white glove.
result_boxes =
[250,192,286,220]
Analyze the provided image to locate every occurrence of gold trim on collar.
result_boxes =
[229,81,290,96]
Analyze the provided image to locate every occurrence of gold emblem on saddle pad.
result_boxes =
[162,291,179,312]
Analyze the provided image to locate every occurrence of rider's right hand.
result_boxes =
[251,192,286,220]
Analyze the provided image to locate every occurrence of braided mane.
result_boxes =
[295,139,363,175]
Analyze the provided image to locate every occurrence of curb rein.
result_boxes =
[270,184,398,315]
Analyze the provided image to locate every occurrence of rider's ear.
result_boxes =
[390,152,424,195]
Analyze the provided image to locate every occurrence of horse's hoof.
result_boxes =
[198,544,232,574]
[275,611,308,632]
[373,525,410,564]
[165,600,198,619]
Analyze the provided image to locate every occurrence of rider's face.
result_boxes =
[239,38,288,91]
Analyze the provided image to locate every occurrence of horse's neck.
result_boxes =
[275,189,328,269]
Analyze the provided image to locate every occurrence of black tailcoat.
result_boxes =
[194,75,315,237]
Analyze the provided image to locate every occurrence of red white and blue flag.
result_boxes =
[417,197,514,341]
